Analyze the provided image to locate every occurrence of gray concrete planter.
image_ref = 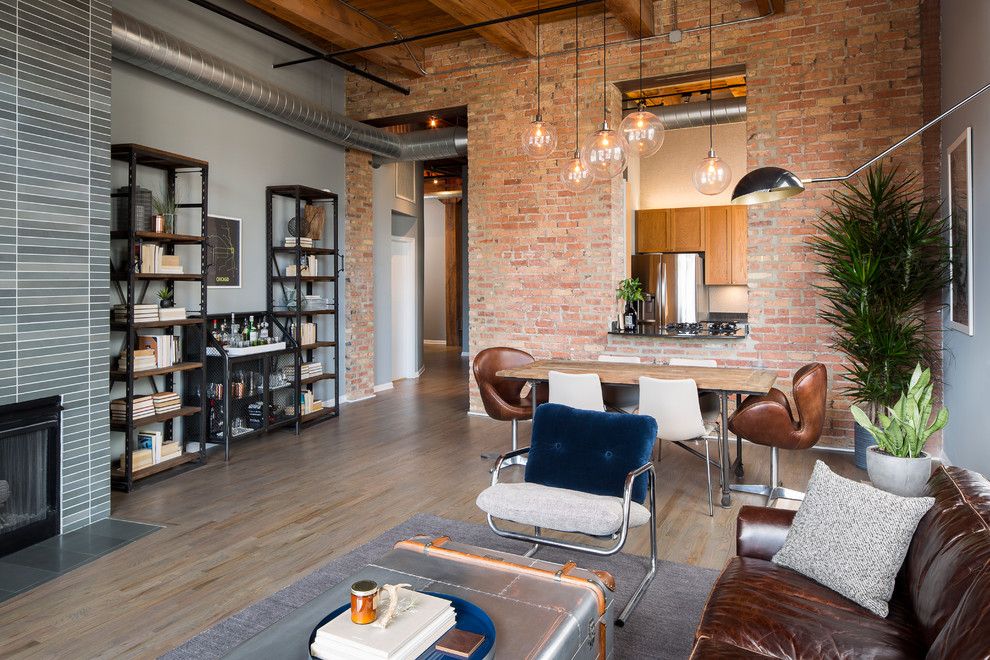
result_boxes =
[865,447,932,497]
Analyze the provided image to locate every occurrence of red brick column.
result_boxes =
[344,149,376,400]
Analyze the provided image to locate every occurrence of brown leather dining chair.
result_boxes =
[728,363,827,506]
[473,347,548,465]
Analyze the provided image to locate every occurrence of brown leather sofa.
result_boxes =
[691,465,990,659]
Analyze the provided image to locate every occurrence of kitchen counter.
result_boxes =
[608,323,749,340]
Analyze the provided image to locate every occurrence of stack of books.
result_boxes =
[296,322,317,346]
[123,448,155,471]
[119,349,157,371]
[284,236,314,248]
[301,391,324,415]
[137,242,184,274]
[138,335,180,368]
[111,395,155,422]
[159,440,182,462]
[286,256,319,277]
[301,362,323,379]
[152,392,181,414]
[135,430,183,464]
[115,304,159,323]
[159,254,183,275]
[158,307,187,322]
[310,589,456,660]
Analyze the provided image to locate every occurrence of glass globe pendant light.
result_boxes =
[521,0,557,159]
[560,4,592,191]
[693,0,731,195]
[619,0,664,158]
[581,5,628,179]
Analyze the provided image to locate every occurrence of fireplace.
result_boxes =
[0,396,62,557]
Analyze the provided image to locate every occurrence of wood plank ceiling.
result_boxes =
[239,0,687,78]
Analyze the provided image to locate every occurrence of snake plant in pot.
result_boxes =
[808,165,949,468]
[851,364,948,496]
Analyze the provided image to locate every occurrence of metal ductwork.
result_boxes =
[626,97,747,130]
[111,10,466,162]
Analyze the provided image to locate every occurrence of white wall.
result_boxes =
[940,0,990,477]
[423,199,447,342]
[639,122,747,208]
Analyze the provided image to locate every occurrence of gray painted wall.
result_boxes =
[940,0,990,477]
[423,199,446,342]
[0,0,112,532]
[373,163,424,387]
[109,0,347,420]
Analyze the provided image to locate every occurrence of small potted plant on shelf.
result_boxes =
[153,192,178,233]
[616,278,644,331]
[851,363,948,497]
[157,286,174,309]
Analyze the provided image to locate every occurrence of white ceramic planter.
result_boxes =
[866,447,932,497]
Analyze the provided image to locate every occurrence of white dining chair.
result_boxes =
[639,376,718,515]
[598,354,645,412]
[548,371,605,411]
[668,357,720,422]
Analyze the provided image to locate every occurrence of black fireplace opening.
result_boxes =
[0,396,62,558]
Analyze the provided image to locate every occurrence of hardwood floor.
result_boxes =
[0,346,863,658]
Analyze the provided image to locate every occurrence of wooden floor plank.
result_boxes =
[0,346,863,658]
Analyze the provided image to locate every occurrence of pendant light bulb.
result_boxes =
[522,115,558,159]
[560,150,593,191]
[582,122,629,179]
[693,148,732,195]
[620,104,665,157]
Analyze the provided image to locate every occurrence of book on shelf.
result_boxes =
[157,307,187,321]
[138,243,183,274]
[118,348,157,371]
[310,588,455,660]
[152,392,181,414]
[296,322,317,346]
[284,236,314,248]
[111,395,156,421]
[301,362,323,378]
[114,304,159,323]
[159,441,182,461]
[137,335,180,368]
[137,430,163,462]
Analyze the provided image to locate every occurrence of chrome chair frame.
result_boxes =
[729,445,805,507]
[485,447,657,627]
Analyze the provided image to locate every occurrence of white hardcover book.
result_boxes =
[311,610,455,660]
[313,590,454,659]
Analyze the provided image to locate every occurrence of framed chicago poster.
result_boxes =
[947,128,974,335]
[206,215,241,288]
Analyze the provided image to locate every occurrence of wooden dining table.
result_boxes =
[497,359,778,508]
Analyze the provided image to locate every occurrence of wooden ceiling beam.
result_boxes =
[607,0,655,38]
[243,0,426,77]
[422,0,537,58]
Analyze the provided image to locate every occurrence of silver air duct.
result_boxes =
[626,97,747,130]
[111,10,467,162]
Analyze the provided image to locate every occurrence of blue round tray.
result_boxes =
[309,591,495,660]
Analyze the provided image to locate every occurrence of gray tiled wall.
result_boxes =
[0,0,112,532]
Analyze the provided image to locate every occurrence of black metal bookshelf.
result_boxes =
[266,185,341,432]
[109,144,209,491]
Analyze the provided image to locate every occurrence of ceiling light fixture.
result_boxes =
[521,0,558,159]
[692,0,731,195]
[428,115,439,128]
[581,2,628,179]
[619,0,664,158]
[560,2,593,191]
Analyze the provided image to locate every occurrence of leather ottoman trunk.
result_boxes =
[222,535,615,659]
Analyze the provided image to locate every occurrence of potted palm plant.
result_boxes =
[851,364,948,496]
[616,278,644,331]
[808,165,949,468]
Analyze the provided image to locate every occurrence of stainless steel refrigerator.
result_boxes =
[630,253,710,326]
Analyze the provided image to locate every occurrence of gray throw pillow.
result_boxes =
[772,460,934,617]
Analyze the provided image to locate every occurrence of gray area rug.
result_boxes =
[163,514,719,660]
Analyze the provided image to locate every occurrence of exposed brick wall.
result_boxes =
[344,149,375,399]
[346,0,939,446]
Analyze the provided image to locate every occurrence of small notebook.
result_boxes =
[434,628,485,658]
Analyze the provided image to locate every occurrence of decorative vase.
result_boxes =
[159,298,174,309]
[865,447,932,497]
[164,213,176,234]
[854,421,875,469]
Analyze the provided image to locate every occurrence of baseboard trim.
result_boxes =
[343,393,375,404]
[461,351,469,357]
[467,410,490,418]
[423,339,446,345]
[373,382,394,393]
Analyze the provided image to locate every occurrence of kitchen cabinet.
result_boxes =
[704,206,748,285]
[635,209,670,253]
[635,207,706,253]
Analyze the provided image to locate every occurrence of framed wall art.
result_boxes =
[206,214,242,288]
[947,127,974,335]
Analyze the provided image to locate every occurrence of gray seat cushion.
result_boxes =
[476,482,651,537]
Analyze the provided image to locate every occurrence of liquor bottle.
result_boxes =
[211,319,221,343]
[259,319,269,344]
[220,319,229,347]
[249,315,259,345]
